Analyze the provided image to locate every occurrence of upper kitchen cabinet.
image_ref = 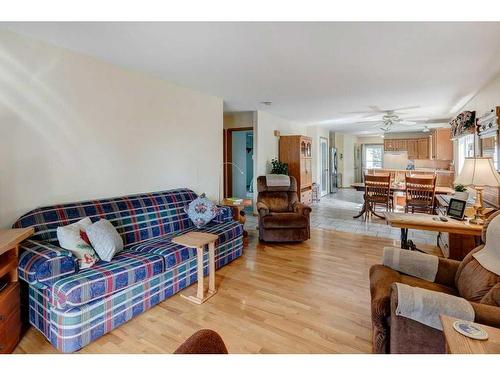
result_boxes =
[431,128,453,161]
[384,137,429,159]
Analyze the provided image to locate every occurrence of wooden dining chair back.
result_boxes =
[405,175,437,214]
[363,174,392,219]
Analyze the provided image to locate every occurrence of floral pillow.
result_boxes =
[185,194,220,228]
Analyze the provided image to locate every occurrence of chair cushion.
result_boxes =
[261,212,308,229]
[129,221,243,269]
[44,251,165,309]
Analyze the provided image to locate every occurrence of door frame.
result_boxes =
[319,136,329,196]
[223,127,253,198]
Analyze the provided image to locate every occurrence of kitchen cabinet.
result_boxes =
[384,137,430,159]
[431,128,453,160]
[417,138,429,159]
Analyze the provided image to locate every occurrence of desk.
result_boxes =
[384,212,483,253]
[441,315,500,354]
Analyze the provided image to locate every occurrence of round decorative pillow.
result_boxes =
[185,194,220,228]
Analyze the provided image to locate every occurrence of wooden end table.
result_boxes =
[172,232,219,304]
[0,227,34,353]
[222,199,252,245]
[440,315,500,354]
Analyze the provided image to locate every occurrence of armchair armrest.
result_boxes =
[293,202,312,216]
[382,247,460,287]
[256,201,270,217]
[18,239,77,286]
[470,301,500,328]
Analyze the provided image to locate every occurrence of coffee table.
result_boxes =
[172,232,219,304]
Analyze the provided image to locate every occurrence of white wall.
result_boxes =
[0,30,223,228]
[454,72,500,161]
[255,110,305,178]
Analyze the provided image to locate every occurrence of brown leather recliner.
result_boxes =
[257,175,311,242]
[369,211,500,354]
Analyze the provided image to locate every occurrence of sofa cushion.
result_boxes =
[43,251,165,309]
[261,212,308,229]
[129,221,243,269]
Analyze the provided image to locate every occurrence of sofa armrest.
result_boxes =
[293,202,312,216]
[212,205,234,224]
[256,202,270,217]
[18,239,77,286]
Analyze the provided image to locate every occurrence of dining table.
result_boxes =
[351,183,455,219]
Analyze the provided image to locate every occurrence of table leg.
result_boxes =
[401,228,409,249]
[353,202,367,218]
[196,246,204,300]
[208,241,216,293]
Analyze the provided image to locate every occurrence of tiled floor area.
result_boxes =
[245,188,438,246]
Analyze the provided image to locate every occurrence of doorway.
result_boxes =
[223,127,254,202]
[320,137,329,196]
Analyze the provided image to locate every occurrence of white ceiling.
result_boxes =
[3,22,500,134]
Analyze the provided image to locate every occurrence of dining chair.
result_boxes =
[359,174,392,220]
[404,175,437,214]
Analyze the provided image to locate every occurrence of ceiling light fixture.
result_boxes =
[260,101,272,106]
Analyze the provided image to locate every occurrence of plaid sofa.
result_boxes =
[14,188,243,352]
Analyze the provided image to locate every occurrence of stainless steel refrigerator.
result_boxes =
[331,147,338,193]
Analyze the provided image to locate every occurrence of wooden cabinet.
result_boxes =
[0,228,33,353]
[279,135,313,205]
[407,139,418,159]
[0,283,21,354]
[417,138,429,159]
[432,128,453,160]
[384,137,430,159]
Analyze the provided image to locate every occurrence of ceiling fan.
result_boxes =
[347,106,449,132]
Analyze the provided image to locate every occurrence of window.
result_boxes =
[457,134,475,174]
[364,144,383,169]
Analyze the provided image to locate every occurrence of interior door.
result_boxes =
[320,137,329,195]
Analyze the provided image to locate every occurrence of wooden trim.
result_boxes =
[223,127,253,198]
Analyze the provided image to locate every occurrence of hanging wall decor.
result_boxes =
[450,110,476,138]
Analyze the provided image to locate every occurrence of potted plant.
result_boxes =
[454,184,469,201]
[270,158,289,175]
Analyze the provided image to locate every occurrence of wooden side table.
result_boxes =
[0,227,33,353]
[441,315,500,354]
[172,232,219,304]
[222,198,252,246]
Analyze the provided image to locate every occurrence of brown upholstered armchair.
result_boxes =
[369,211,500,354]
[257,175,311,242]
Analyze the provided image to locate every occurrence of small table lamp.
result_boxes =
[454,157,500,224]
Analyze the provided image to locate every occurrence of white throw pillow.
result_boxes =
[57,217,99,269]
[86,219,124,262]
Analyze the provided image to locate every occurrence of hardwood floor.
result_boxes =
[14,228,398,354]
